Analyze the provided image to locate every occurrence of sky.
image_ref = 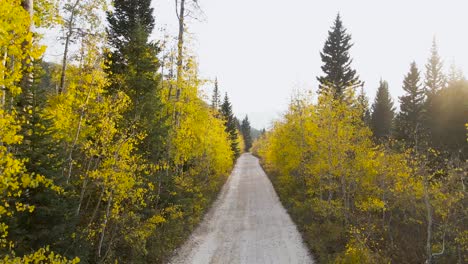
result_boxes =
[150,0,468,129]
[44,0,468,129]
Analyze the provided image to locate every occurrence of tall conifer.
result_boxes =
[424,39,446,99]
[106,0,167,162]
[447,61,465,86]
[357,86,371,125]
[241,115,252,151]
[106,0,161,110]
[371,80,395,140]
[221,93,240,158]
[395,62,425,145]
[423,39,446,144]
[317,14,361,100]
[211,78,221,110]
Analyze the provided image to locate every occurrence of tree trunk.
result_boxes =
[1,51,7,106]
[76,157,94,216]
[341,174,349,226]
[59,32,71,94]
[98,192,113,258]
[59,0,81,94]
[424,174,433,264]
[65,81,94,183]
[176,0,185,89]
[20,0,34,94]
[174,0,186,125]
[88,185,105,227]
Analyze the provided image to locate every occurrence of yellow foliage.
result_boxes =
[0,1,75,262]
[255,89,432,262]
[0,0,36,97]
[164,58,234,181]
[237,130,246,154]
[1,247,80,264]
[334,228,389,264]
[43,38,154,255]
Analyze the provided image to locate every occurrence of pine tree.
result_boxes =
[317,14,361,100]
[241,115,253,151]
[447,61,465,86]
[221,93,240,158]
[395,62,425,146]
[424,38,446,99]
[12,62,74,257]
[371,80,395,140]
[423,39,446,145]
[234,117,241,131]
[106,0,161,111]
[211,78,221,110]
[357,86,371,125]
[106,0,167,161]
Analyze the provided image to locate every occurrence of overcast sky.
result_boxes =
[149,0,468,129]
[43,0,468,129]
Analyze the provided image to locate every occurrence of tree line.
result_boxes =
[0,0,246,263]
[211,78,254,153]
[253,14,467,264]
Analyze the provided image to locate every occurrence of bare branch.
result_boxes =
[175,0,180,20]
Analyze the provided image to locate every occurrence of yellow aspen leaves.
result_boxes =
[253,89,454,263]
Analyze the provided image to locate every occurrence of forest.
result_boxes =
[0,0,467,264]
[0,0,256,263]
[253,14,468,264]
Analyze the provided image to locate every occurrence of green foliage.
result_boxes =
[426,80,468,157]
[106,0,167,163]
[395,62,425,146]
[1,1,236,263]
[424,39,446,99]
[211,78,221,110]
[221,93,241,158]
[145,56,235,263]
[3,2,467,263]
[423,40,445,148]
[241,115,252,151]
[356,86,371,125]
[317,14,362,100]
[371,80,395,140]
[0,1,76,263]
[254,89,467,263]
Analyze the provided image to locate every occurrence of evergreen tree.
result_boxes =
[241,115,253,151]
[12,61,75,255]
[317,14,362,100]
[211,78,221,110]
[395,62,425,146]
[234,117,241,131]
[370,80,395,140]
[106,0,161,111]
[447,61,465,86]
[429,80,468,157]
[357,86,371,125]
[423,39,446,145]
[106,0,166,161]
[221,93,240,158]
[424,39,446,99]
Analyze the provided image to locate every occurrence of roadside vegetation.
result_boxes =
[253,15,467,264]
[0,0,246,262]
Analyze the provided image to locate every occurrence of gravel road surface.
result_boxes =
[169,153,314,264]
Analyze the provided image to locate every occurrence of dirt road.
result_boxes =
[169,153,313,264]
